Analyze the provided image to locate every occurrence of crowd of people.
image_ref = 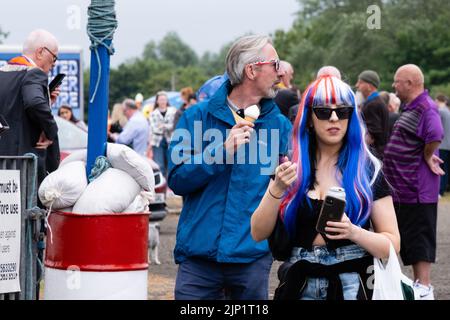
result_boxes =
[1,29,450,301]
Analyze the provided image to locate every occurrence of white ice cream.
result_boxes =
[244,105,260,120]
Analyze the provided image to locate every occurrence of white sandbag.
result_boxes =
[73,168,141,214]
[59,149,87,167]
[38,161,88,210]
[106,143,155,192]
[123,191,153,213]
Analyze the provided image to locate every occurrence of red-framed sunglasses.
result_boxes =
[252,59,280,72]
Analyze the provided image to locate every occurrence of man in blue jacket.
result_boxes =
[168,35,292,300]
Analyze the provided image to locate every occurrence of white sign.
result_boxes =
[0,170,21,294]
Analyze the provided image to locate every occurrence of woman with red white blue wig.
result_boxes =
[251,75,400,300]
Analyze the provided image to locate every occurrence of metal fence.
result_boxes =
[0,154,44,300]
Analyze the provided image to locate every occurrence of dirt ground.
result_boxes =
[149,194,450,300]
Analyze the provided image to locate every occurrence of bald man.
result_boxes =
[0,29,61,184]
[316,65,342,79]
[383,64,444,300]
[275,60,300,121]
[279,60,294,89]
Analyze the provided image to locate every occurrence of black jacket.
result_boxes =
[360,95,389,159]
[0,65,59,182]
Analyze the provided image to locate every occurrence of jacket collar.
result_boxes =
[206,80,279,126]
[8,55,36,67]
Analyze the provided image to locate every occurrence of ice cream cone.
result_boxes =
[244,116,257,123]
[244,105,260,123]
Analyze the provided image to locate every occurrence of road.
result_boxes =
[148,194,450,300]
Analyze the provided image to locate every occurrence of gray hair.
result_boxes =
[122,98,137,110]
[280,61,293,74]
[316,66,341,79]
[22,29,58,55]
[389,93,401,110]
[225,35,272,86]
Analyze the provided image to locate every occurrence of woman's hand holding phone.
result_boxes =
[324,213,363,241]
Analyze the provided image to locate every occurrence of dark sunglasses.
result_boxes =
[312,106,353,120]
[43,47,58,63]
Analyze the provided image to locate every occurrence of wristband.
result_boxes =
[268,188,283,200]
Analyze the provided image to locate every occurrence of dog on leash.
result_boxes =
[148,222,161,265]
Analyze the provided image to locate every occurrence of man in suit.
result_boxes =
[0,29,61,184]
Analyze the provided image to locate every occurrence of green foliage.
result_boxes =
[106,31,230,107]
[274,0,450,93]
[158,32,198,67]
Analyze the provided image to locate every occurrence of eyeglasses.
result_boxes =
[252,59,280,72]
[312,106,353,120]
[43,47,58,63]
[393,79,410,85]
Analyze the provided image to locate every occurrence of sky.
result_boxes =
[0,0,299,68]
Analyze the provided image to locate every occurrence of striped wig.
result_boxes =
[280,75,381,236]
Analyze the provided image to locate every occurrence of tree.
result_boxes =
[142,40,158,61]
[273,0,450,92]
[158,32,198,67]
[198,42,232,76]
[0,26,9,44]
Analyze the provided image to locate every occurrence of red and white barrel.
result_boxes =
[44,211,149,300]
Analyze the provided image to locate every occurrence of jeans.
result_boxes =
[289,244,368,300]
[175,253,273,300]
[153,138,169,178]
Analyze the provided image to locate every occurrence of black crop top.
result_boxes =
[271,171,391,253]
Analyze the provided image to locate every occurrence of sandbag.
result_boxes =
[73,168,141,214]
[59,149,87,167]
[38,161,88,210]
[59,144,155,193]
[123,191,153,213]
[107,143,155,192]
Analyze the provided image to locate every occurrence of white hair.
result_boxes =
[226,35,272,86]
[280,60,293,74]
[389,93,401,111]
[316,66,342,79]
[22,29,58,55]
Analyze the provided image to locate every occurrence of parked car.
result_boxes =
[55,116,167,221]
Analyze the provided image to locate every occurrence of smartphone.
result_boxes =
[48,73,66,92]
[0,114,10,135]
[278,154,289,166]
[316,187,346,235]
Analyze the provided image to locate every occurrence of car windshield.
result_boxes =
[55,116,88,149]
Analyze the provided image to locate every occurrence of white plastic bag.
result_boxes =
[372,242,415,300]
[38,161,88,209]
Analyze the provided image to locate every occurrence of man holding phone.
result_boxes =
[0,29,61,184]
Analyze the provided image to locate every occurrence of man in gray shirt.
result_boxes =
[437,94,450,196]
[109,98,149,156]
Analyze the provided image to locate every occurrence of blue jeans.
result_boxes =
[153,138,169,178]
[175,253,273,300]
[289,244,368,300]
